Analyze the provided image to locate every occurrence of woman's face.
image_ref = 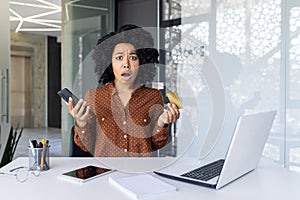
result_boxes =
[112,43,140,86]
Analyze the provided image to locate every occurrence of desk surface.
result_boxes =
[1,157,300,200]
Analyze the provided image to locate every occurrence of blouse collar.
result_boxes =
[107,83,145,97]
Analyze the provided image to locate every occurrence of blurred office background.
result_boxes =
[1,0,300,173]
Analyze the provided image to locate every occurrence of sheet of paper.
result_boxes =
[109,173,177,199]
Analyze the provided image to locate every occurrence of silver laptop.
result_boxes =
[155,110,276,189]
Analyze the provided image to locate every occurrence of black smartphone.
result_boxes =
[57,88,79,107]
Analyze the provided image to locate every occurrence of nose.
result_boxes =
[123,54,130,69]
[123,63,129,68]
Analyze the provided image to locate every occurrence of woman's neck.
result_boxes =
[114,81,138,107]
[114,81,137,94]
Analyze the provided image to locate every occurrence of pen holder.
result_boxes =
[28,146,50,171]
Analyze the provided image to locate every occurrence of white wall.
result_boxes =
[0,0,10,161]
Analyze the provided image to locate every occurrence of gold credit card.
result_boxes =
[166,92,183,109]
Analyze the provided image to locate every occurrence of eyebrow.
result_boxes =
[114,51,137,55]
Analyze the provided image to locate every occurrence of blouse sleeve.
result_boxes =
[150,90,169,151]
[73,89,97,153]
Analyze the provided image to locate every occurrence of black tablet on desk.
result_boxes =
[57,165,114,183]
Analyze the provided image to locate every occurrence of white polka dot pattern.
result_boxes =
[74,83,169,157]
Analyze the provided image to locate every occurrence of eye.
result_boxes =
[115,55,123,60]
[129,55,138,60]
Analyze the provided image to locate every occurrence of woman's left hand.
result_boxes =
[158,103,180,127]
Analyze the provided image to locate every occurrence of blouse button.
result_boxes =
[124,134,127,139]
[124,149,128,152]
[144,119,147,122]
[123,121,127,125]
[102,117,105,121]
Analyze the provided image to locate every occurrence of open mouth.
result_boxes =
[121,73,131,77]
[121,73,132,80]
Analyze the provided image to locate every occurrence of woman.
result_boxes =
[68,25,180,157]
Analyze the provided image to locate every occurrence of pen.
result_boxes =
[29,139,35,156]
[40,139,45,170]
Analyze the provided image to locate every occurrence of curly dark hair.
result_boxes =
[92,24,159,86]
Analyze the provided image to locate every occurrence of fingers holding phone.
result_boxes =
[68,97,89,128]
[57,88,89,128]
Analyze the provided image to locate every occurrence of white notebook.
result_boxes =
[109,173,177,199]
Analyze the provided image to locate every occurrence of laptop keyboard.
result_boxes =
[181,159,225,181]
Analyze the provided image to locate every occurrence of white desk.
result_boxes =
[1,157,300,200]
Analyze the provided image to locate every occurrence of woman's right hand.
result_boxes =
[68,97,89,128]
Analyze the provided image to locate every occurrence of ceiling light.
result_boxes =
[10,0,62,36]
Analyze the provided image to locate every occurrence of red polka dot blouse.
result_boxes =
[74,83,169,157]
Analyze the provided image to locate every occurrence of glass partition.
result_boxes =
[61,0,114,155]
[161,0,300,171]
[286,1,300,171]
